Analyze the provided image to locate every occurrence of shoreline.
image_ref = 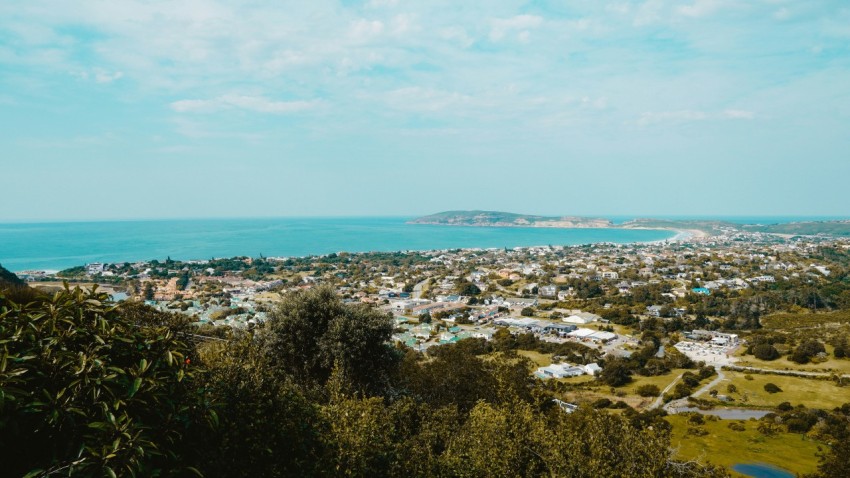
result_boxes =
[9,230,684,274]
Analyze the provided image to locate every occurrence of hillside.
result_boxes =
[742,220,850,237]
[0,263,25,287]
[409,210,613,228]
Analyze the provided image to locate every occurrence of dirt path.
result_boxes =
[650,372,683,410]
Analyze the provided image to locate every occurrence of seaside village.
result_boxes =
[21,230,846,386]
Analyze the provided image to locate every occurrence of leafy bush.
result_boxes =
[636,384,661,397]
[764,383,782,393]
[728,422,746,432]
[0,286,211,477]
[753,343,780,361]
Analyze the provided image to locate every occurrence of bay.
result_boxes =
[0,217,675,272]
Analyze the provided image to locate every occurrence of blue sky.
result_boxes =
[1,0,849,221]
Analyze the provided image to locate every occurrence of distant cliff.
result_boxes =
[408,211,613,228]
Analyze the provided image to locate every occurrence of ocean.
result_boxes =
[0,217,676,272]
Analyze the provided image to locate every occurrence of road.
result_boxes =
[693,367,726,398]
[725,364,850,379]
[650,372,683,410]
[412,279,429,299]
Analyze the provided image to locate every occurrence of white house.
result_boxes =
[535,363,586,379]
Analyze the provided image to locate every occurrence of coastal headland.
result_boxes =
[409,210,850,240]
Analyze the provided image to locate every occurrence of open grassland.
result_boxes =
[734,345,850,375]
[516,350,554,368]
[762,310,850,329]
[710,371,849,410]
[667,415,822,477]
[625,369,688,394]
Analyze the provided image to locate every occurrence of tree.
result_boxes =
[457,281,481,296]
[143,281,155,300]
[260,286,399,396]
[791,339,826,364]
[764,383,782,393]
[197,335,326,478]
[753,343,780,361]
[637,384,661,397]
[599,358,632,387]
[520,307,534,317]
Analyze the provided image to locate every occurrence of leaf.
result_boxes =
[128,377,142,397]
[185,466,204,477]
[104,466,117,478]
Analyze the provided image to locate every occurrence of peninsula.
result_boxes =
[410,211,850,238]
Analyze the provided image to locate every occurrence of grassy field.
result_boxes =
[516,350,554,368]
[734,346,850,375]
[667,415,823,477]
[621,369,688,408]
[762,310,850,329]
[711,370,849,410]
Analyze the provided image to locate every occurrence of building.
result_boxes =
[563,311,601,324]
[535,363,586,379]
[539,285,558,298]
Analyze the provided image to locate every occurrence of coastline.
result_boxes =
[409,221,711,241]
[7,231,681,274]
[2,218,684,273]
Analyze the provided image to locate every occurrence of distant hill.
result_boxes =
[742,220,850,237]
[410,212,850,238]
[0,263,25,288]
[408,210,613,228]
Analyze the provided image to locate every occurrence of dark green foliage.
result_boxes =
[1,284,733,477]
[598,358,633,387]
[0,286,211,477]
[0,263,25,287]
[637,384,661,397]
[764,383,782,393]
[260,285,399,396]
[791,339,827,364]
[196,335,326,478]
[176,272,190,290]
[456,281,481,296]
[753,343,780,361]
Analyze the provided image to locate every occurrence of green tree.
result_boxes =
[753,343,780,361]
[599,358,633,387]
[260,285,398,396]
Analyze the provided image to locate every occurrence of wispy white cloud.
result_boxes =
[677,0,726,18]
[638,109,756,125]
[489,14,542,42]
[171,95,320,114]
[723,109,755,119]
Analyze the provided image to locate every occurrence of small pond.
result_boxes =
[732,463,794,478]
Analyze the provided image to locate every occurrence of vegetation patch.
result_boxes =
[667,415,822,477]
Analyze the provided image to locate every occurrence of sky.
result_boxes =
[1,0,849,221]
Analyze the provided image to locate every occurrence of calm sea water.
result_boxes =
[0,217,675,272]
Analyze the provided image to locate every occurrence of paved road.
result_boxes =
[412,279,429,299]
